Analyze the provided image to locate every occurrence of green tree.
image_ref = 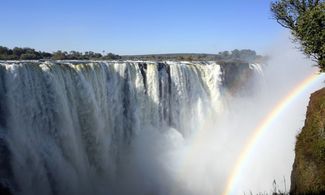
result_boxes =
[20,53,38,60]
[52,50,67,60]
[271,0,325,71]
[102,53,121,60]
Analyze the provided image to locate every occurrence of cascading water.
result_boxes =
[0,61,232,195]
[0,51,319,195]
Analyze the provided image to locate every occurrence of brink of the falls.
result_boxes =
[0,61,260,195]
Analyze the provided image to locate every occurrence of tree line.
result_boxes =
[215,49,262,62]
[0,46,265,63]
[0,46,122,60]
[124,49,264,63]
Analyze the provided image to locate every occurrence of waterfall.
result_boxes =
[0,61,226,195]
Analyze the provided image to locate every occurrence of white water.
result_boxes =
[0,59,322,195]
[0,61,223,195]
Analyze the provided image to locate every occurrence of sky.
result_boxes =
[0,0,285,55]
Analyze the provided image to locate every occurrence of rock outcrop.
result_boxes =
[291,88,325,194]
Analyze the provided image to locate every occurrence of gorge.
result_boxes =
[0,60,322,195]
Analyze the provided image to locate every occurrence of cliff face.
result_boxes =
[220,62,259,96]
[291,88,325,194]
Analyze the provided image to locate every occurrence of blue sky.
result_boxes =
[0,0,285,55]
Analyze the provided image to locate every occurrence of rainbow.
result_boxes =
[222,72,322,195]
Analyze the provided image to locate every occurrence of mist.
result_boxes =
[1,35,324,195]
[115,35,325,195]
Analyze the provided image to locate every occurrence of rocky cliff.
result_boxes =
[291,88,325,194]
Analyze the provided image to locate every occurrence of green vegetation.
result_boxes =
[291,88,325,194]
[0,46,121,60]
[0,46,265,63]
[271,0,325,71]
[271,1,325,194]
[271,1,325,193]
[216,49,260,62]
[123,49,265,63]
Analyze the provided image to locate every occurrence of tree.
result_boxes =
[52,50,67,60]
[20,53,38,60]
[271,0,325,71]
[102,53,121,60]
[0,46,123,60]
